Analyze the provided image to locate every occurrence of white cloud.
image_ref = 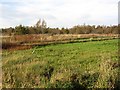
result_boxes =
[118,1,120,24]
[0,0,119,28]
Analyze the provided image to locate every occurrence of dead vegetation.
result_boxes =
[2,34,118,50]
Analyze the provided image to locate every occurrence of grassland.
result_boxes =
[2,38,119,88]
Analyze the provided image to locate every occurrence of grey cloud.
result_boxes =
[0,0,118,28]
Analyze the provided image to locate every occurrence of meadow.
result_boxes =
[2,37,119,88]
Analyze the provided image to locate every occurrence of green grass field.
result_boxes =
[2,39,119,88]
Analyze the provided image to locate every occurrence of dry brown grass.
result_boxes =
[2,34,118,50]
[2,34,118,43]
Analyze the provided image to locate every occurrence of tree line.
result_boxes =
[2,19,118,35]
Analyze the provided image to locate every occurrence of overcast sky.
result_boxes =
[0,0,119,28]
[118,1,120,24]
